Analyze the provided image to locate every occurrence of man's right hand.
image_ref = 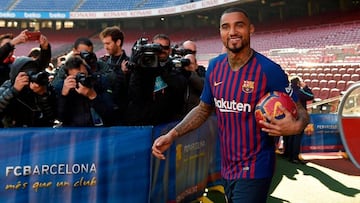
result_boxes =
[13,72,29,92]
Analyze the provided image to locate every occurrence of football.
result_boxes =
[255,91,298,128]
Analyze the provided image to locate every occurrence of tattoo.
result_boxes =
[174,101,214,137]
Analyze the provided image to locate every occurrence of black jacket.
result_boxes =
[0,56,56,127]
[56,73,116,127]
[0,42,15,86]
[99,52,130,124]
[125,59,188,125]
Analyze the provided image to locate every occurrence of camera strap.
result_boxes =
[90,107,104,127]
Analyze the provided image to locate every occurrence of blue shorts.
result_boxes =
[222,177,273,203]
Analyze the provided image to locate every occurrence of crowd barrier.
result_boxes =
[0,114,342,202]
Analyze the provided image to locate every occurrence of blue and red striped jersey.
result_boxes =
[201,51,294,180]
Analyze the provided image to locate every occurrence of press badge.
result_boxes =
[154,76,168,92]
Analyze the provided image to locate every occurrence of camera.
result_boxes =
[27,71,49,86]
[79,51,97,67]
[171,58,191,69]
[127,38,163,69]
[171,47,194,57]
[75,72,93,88]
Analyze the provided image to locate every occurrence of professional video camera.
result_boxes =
[75,72,93,88]
[127,38,162,69]
[171,57,191,69]
[27,71,49,86]
[171,45,195,57]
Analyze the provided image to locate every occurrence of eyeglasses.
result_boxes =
[160,45,170,50]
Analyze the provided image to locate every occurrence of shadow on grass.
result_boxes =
[268,155,360,203]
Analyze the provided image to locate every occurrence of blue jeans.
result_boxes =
[222,177,273,203]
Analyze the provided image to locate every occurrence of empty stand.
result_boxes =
[12,0,78,11]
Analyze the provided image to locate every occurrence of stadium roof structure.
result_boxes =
[0,0,255,20]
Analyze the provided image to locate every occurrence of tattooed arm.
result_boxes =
[152,101,214,160]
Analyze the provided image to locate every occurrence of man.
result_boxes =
[152,8,309,203]
[181,54,205,116]
[52,37,115,92]
[125,34,188,125]
[0,56,57,127]
[99,26,130,124]
[57,56,115,127]
[182,40,206,76]
[284,76,314,164]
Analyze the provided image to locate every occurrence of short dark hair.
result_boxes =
[153,33,170,44]
[221,7,250,22]
[73,37,93,50]
[64,55,88,74]
[99,26,124,47]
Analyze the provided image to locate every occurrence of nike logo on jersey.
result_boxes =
[214,81,222,86]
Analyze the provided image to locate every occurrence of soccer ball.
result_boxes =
[255,91,298,128]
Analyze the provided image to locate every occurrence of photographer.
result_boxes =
[99,26,130,124]
[0,56,57,127]
[52,37,116,95]
[180,54,205,116]
[125,34,189,125]
[56,56,116,127]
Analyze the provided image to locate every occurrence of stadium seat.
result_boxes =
[329,88,341,98]
[319,79,328,88]
[346,81,356,90]
[346,68,355,74]
[311,87,321,100]
[304,79,311,86]
[355,68,360,74]
[317,73,326,80]
[330,67,339,74]
[338,68,347,74]
[316,67,323,74]
[350,74,359,81]
[302,73,310,80]
[310,73,318,80]
[318,88,330,100]
[336,80,346,91]
[327,80,337,89]
[310,79,319,88]
[333,73,342,81]
[325,73,333,80]
[323,68,331,74]
[342,74,351,81]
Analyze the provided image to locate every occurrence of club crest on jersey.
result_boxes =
[242,80,254,93]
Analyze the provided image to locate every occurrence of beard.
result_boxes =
[226,37,249,53]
